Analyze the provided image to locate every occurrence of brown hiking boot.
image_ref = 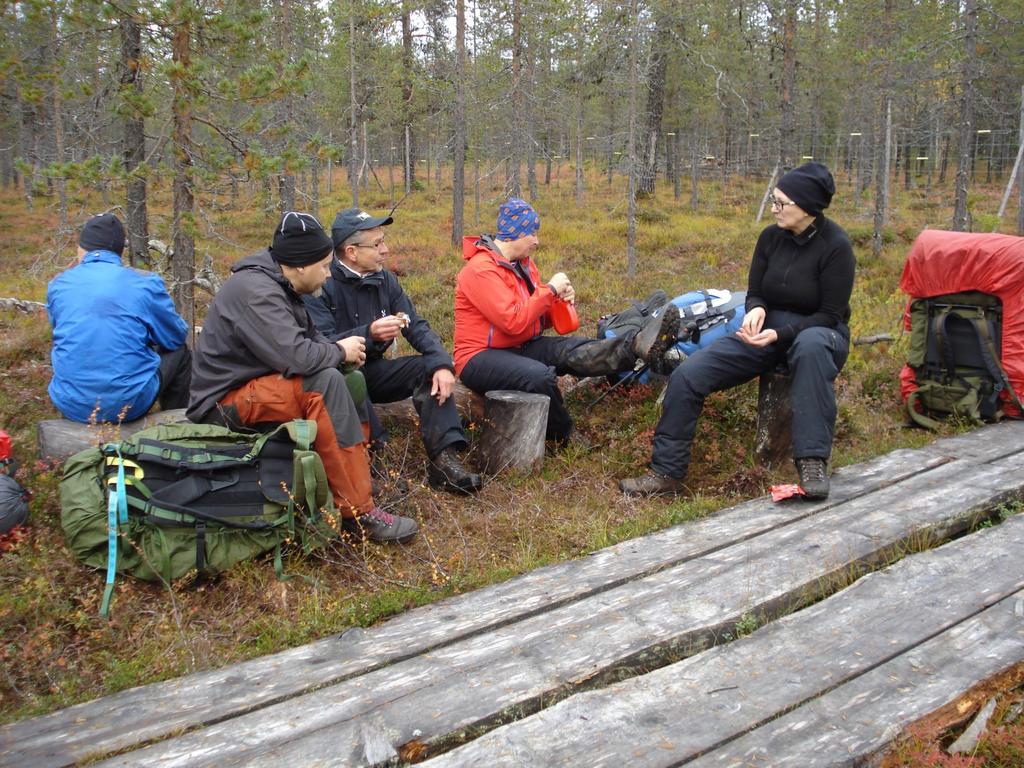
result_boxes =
[343,506,419,544]
[619,471,686,496]
[427,448,483,494]
[631,308,682,365]
[795,457,830,500]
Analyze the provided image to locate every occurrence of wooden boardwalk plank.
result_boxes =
[0,442,957,767]
[420,514,1024,767]
[89,450,1024,767]
[689,597,1024,767]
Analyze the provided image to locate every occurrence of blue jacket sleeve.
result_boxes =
[143,275,189,351]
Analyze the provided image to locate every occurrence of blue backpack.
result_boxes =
[599,289,747,381]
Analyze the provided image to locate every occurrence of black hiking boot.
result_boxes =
[795,457,830,500]
[619,470,687,497]
[631,308,682,365]
[427,448,483,494]
[343,507,419,544]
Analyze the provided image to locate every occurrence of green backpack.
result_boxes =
[906,291,1022,429]
[61,420,338,616]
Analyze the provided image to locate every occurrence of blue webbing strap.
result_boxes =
[100,448,129,618]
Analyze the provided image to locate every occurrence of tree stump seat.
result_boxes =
[754,365,793,467]
[374,382,549,475]
[37,409,191,464]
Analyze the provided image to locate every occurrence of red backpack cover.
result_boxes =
[899,230,1024,417]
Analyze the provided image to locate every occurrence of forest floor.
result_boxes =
[1,168,1022,765]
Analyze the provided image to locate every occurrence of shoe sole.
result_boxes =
[643,311,682,363]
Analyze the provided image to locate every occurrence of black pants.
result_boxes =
[459,335,634,441]
[156,346,192,412]
[362,356,466,458]
[650,311,849,479]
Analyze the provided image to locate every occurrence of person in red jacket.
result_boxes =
[454,198,681,446]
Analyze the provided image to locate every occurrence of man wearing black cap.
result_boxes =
[621,162,855,499]
[305,208,482,494]
[187,211,418,543]
[47,213,191,423]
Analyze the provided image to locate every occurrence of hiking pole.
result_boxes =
[589,363,650,408]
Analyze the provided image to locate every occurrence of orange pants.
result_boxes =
[221,373,373,517]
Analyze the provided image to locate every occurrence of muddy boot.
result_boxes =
[561,337,637,377]
[427,448,483,494]
[619,470,687,496]
[631,309,682,365]
[795,457,830,500]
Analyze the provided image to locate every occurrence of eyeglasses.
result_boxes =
[769,195,796,210]
[352,236,386,250]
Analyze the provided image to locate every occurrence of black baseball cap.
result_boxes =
[331,208,394,249]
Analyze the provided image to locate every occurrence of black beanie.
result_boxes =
[270,212,333,266]
[776,162,835,216]
[79,213,126,254]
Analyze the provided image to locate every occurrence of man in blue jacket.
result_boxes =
[47,213,191,423]
[305,208,482,494]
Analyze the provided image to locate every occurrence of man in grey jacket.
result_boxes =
[187,212,417,543]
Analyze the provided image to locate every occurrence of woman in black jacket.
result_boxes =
[621,162,855,500]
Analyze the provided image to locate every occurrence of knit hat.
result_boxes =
[79,213,126,254]
[496,198,540,241]
[331,208,394,249]
[776,162,835,216]
[270,212,333,266]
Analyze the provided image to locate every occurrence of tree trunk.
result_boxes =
[574,77,584,205]
[625,0,639,279]
[349,5,359,207]
[278,174,295,212]
[872,97,892,259]
[952,0,978,231]
[401,3,415,191]
[452,0,466,247]
[171,5,195,330]
[637,23,670,198]
[507,0,523,198]
[311,153,320,218]
[120,11,149,268]
[49,5,67,231]
[778,0,798,169]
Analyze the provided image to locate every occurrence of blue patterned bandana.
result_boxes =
[496,198,540,241]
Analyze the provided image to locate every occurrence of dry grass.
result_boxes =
[0,165,1019,724]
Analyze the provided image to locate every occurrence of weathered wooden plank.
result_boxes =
[419,515,1024,768]
[89,455,1024,767]
[690,596,1024,767]
[920,418,1024,462]
[1,440,956,767]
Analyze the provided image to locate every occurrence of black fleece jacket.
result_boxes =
[304,260,454,375]
[745,215,855,346]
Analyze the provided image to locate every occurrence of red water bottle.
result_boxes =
[0,430,11,475]
[550,299,580,335]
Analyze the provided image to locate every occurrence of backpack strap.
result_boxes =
[936,306,1022,415]
[100,447,130,619]
[906,386,943,430]
[130,438,254,471]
